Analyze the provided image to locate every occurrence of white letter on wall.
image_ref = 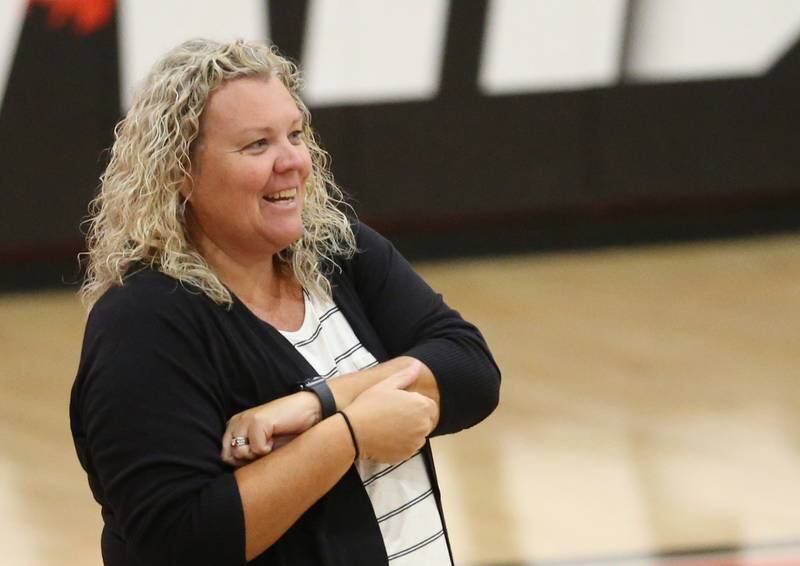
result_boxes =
[627,0,800,81]
[302,0,449,107]
[0,0,27,111]
[479,0,627,95]
[117,0,267,108]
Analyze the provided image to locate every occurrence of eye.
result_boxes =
[289,130,304,144]
[244,138,268,152]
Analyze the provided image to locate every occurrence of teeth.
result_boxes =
[265,188,297,201]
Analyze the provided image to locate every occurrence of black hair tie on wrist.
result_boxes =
[337,410,360,461]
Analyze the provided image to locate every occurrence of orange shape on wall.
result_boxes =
[28,0,114,36]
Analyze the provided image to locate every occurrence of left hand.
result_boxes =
[222,392,321,467]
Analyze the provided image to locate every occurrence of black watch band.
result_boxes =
[298,376,336,420]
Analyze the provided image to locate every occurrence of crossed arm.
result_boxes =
[225,356,441,560]
[221,355,440,465]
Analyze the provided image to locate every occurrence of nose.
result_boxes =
[273,141,305,174]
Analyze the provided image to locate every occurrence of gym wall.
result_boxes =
[2,0,799,289]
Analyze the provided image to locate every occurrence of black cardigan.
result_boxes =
[70,223,501,566]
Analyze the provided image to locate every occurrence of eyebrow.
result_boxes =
[238,114,304,136]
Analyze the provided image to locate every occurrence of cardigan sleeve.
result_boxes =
[348,223,501,436]
[72,275,246,566]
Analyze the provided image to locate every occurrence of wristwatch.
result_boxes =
[297,375,337,420]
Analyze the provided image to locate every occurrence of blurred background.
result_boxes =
[1,1,799,565]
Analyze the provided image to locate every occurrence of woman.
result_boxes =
[71,39,500,566]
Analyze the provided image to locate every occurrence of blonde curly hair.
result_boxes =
[80,38,355,309]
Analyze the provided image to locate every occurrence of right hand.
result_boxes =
[221,391,321,467]
[343,361,438,463]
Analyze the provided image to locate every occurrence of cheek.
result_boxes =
[232,159,273,196]
[243,166,268,189]
[299,147,313,180]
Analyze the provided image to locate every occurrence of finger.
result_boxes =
[424,396,439,418]
[248,422,274,457]
[221,440,247,467]
[221,415,241,461]
[232,446,255,461]
[221,451,237,467]
[221,429,235,463]
[428,403,440,430]
[410,394,438,434]
[230,432,256,461]
[427,412,438,434]
[374,360,422,391]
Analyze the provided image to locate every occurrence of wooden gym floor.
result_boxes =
[1,233,799,566]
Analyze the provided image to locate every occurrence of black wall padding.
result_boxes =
[0,4,119,256]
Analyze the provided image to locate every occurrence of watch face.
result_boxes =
[299,376,324,390]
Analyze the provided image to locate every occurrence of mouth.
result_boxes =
[263,187,298,204]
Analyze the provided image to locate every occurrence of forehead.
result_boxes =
[201,76,300,135]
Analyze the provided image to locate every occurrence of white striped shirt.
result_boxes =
[279,290,451,565]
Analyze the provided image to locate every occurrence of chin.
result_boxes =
[269,223,305,252]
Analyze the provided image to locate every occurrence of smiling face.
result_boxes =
[184,76,312,263]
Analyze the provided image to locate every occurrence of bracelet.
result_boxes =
[337,410,360,461]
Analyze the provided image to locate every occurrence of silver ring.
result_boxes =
[231,436,249,448]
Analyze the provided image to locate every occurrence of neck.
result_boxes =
[188,219,298,310]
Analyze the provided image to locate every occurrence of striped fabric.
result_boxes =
[279,290,451,565]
